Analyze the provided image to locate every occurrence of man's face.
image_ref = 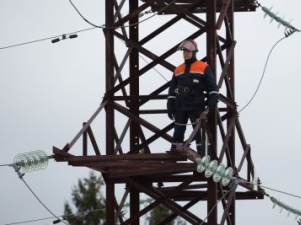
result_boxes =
[183,49,193,60]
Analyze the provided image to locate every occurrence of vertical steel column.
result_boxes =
[129,1,140,224]
[206,1,217,225]
[105,0,115,224]
[227,1,236,224]
[105,1,115,156]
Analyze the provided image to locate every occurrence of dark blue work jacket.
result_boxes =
[168,59,219,111]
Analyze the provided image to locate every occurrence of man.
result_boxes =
[167,39,219,156]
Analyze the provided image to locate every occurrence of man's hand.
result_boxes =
[167,98,175,120]
[168,111,175,120]
[207,98,218,114]
[208,98,217,109]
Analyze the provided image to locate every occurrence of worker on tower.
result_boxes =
[167,39,219,157]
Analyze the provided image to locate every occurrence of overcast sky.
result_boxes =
[0,0,301,225]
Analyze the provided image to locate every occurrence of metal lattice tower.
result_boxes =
[53,1,265,224]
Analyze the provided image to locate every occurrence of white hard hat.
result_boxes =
[177,40,198,52]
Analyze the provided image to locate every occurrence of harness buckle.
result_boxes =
[184,87,190,93]
[174,87,190,94]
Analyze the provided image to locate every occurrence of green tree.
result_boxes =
[147,204,174,225]
[146,203,187,225]
[64,171,106,225]
[64,172,186,225]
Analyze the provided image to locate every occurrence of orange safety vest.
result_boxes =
[174,60,208,77]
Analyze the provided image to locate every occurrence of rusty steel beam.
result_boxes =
[148,0,257,13]
[206,1,218,224]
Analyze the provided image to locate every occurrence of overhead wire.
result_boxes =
[0,158,66,225]
[0,163,11,166]
[68,0,177,29]
[2,216,57,225]
[19,177,68,225]
[260,184,301,199]
[139,54,169,82]
[0,35,60,50]
[67,0,104,28]
[195,153,301,221]
[1,208,107,225]
[238,36,286,113]
[238,1,300,113]
[240,179,301,220]
[2,157,301,224]
[246,180,301,200]
[1,160,108,225]
[2,156,67,225]
[200,185,236,225]
[0,0,176,51]
[0,27,97,51]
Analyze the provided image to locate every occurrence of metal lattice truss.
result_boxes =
[53,1,265,225]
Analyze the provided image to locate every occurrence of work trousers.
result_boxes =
[171,109,204,155]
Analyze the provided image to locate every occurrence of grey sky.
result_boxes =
[0,0,301,224]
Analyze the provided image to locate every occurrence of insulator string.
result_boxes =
[13,150,50,173]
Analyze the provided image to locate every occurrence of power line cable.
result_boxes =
[3,155,301,224]
[260,184,301,199]
[0,35,60,50]
[241,178,301,220]
[195,154,301,221]
[246,179,301,199]
[0,163,11,166]
[2,216,57,225]
[0,0,176,51]
[1,207,107,225]
[2,153,108,225]
[200,185,236,225]
[19,175,68,225]
[68,0,177,29]
[67,0,104,28]
[238,36,286,113]
[0,27,97,51]
[5,152,68,225]
[239,2,300,113]
[52,207,107,224]
[138,54,169,82]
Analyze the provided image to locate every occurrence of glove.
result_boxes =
[167,98,175,120]
[207,98,218,112]
[208,98,217,109]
